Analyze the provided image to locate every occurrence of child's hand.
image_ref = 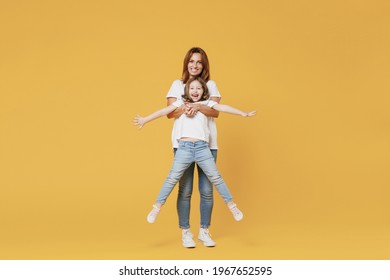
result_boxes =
[184,103,197,117]
[243,111,256,117]
[133,115,146,128]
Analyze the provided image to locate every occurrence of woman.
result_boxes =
[165,47,221,248]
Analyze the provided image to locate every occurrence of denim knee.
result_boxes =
[178,185,192,200]
[208,173,224,186]
[199,188,213,200]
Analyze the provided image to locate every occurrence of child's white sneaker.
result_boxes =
[198,228,216,247]
[147,204,161,223]
[228,203,243,221]
[182,229,196,248]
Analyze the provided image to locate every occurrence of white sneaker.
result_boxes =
[182,229,196,248]
[228,203,243,221]
[198,228,216,247]
[147,204,161,223]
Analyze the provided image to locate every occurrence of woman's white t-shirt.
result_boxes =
[166,79,221,149]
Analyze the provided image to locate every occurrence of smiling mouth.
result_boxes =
[191,93,200,99]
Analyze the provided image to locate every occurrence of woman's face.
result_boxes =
[187,53,203,77]
[188,80,204,102]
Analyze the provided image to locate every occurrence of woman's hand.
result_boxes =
[184,103,199,117]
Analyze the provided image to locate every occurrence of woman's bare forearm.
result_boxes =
[189,96,221,118]
[197,104,219,118]
[166,97,184,119]
[167,106,185,119]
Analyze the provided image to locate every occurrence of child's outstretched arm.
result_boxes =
[212,104,256,117]
[133,104,177,128]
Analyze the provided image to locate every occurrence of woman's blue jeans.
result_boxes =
[175,148,217,229]
[155,141,233,229]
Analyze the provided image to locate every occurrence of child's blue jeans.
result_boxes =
[155,140,233,207]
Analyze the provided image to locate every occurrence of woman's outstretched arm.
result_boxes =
[134,104,177,128]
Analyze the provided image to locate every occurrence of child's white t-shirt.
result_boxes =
[171,99,218,145]
[166,79,221,149]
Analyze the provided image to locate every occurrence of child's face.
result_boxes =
[188,80,204,102]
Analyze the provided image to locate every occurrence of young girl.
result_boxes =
[133,77,256,227]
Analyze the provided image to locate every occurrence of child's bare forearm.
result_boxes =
[213,104,256,117]
[134,105,176,128]
[147,106,175,122]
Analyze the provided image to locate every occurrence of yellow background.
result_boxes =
[1,0,389,259]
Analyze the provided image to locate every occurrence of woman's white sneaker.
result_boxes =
[182,229,196,248]
[198,228,216,247]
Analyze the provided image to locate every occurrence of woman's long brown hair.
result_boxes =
[182,47,210,84]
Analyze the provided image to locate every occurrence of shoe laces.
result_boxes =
[182,229,193,239]
[229,203,240,215]
[150,205,160,216]
[200,228,213,240]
